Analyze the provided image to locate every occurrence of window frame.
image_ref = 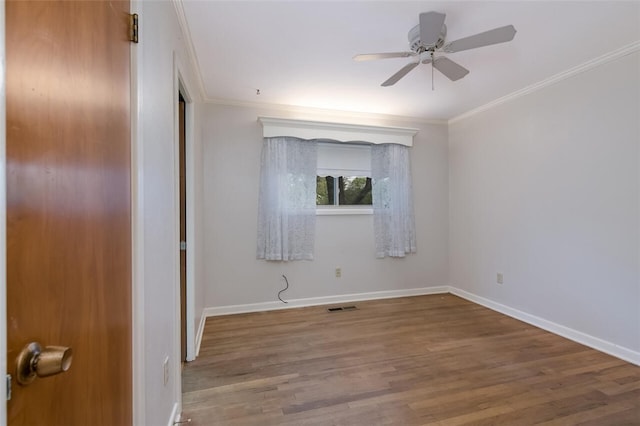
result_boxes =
[316,205,373,215]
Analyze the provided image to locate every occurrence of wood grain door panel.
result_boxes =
[6,1,132,424]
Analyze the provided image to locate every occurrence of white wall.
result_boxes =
[449,52,640,356]
[202,105,449,308]
[135,1,203,425]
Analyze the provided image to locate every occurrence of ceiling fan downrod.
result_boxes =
[431,52,435,91]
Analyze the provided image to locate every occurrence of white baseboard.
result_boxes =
[167,402,180,426]
[449,286,640,367]
[202,286,448,318]
[194,312,207,359]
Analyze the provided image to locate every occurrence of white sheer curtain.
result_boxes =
[371,143,416,258]
[257,137,317,261]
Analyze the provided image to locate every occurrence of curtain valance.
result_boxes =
[258,117,418,147]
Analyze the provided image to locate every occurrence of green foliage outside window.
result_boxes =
[316,176,372,205]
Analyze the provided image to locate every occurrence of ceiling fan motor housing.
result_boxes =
[409,23,446,52]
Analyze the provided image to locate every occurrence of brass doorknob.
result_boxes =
[16,342,73,385]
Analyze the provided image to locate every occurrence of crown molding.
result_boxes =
[172,0,207,102]
[449,40,640,124]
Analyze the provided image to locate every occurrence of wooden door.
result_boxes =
[6,1,132,424]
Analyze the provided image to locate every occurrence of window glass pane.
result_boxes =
[316,176,332,205]
[341,176,372,205]
[316,176,371,206]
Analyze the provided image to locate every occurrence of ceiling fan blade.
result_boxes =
[381,62,419,87]
[443,25,517,53]
[419,11,446,47]
[353,52,417,61]
[433,57,469,81]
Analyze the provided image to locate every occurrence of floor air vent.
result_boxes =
[327,305,358,312]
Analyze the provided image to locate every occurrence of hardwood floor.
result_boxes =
[182,294,640,425]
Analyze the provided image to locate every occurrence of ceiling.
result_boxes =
[179,1,640,121]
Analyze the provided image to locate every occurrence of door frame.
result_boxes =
[175,61,196,364]
[169,55,197,422]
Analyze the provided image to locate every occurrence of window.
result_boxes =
[316,176,372,205]
[316,142,372,213]
[257,117,417,256]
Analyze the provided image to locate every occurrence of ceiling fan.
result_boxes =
[354,11,517,87]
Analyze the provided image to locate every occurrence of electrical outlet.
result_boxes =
[497,273,504,284]
[335,267,341,278]
[163,356,169,386]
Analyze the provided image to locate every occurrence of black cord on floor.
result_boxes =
[278,274,289,304]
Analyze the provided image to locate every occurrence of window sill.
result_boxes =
[316,207,373,216]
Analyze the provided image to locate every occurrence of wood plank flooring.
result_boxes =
[182,294,640,425]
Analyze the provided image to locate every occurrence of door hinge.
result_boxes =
[6,374,11,401]
[180,241,187,251]
[129,13,139,43]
